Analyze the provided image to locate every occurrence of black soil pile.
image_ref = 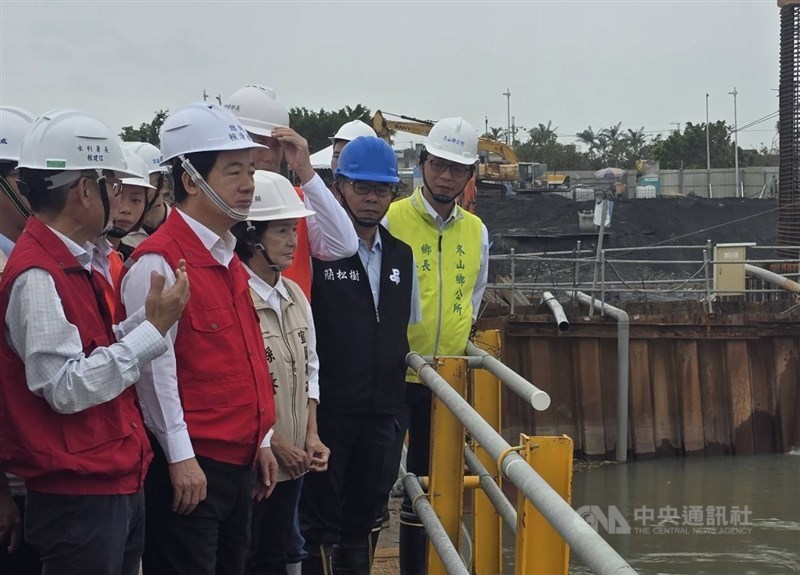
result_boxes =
[476,194,779,298]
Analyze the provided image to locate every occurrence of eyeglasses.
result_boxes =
[426,158,471,179]
[342,180,396,198]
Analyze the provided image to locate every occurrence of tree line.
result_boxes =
[120,107,778,171]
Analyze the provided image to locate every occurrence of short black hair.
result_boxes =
[0,160,16,178]
[17,168,73,215]
[171,151,219,203]
[232,220,269,264]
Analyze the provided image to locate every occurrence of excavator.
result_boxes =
[372,110,569,198]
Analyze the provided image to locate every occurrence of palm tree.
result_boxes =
[575,126,598,158]
[529,121,558,146]
[486,126,506,142]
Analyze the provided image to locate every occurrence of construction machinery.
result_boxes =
[372,110,569,195]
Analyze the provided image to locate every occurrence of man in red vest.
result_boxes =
[224,85,358,299]
[0,109,189,575]
[121,102,278,575]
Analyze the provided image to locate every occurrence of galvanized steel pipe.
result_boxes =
[407,353,639,575]
[464,448,518,533]
[567,291,630,463]
[465,342,551,411]
[402,473,470,575]
[542,290,570,332]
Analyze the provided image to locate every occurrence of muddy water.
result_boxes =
[568,455,800,574]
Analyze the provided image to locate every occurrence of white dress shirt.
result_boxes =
[302,174,358,260]
[4,224,166,415]
[121,209,271,464]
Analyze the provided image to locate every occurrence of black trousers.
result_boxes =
[401,383,433,482]
[24,490,144,575]
[0,495,41,575]
[399,383,433,575]
[300,412,396,547]
[142,443,255,575]
[248,477,302,575]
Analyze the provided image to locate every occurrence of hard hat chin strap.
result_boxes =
[247,221,284,273]
[180,156,249,221]
[0,174,31,219]
[338,189,389,228]
[421,170,465,205]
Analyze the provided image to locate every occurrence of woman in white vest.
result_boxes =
[232,170,330,575]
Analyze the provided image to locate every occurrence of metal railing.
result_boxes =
[408,351,639,575]
[486,241,800,313]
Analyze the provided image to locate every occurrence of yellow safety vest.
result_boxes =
[386,188,483,383]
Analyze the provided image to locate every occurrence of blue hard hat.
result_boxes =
[335,136,400,183]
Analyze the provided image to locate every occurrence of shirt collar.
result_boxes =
[245,265,290,304]
[175,208,237,264]
[420,189,458,227]
[46,226,92,271]
[358,228,382,253]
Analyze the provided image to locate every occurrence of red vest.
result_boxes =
[0,218,151,495]
[282,187,311,300]
[131,210,275,465]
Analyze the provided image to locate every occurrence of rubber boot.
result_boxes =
[369,506,389,568]
[302,544,334,575]
[334,538,371,575]
[399,502,427,575]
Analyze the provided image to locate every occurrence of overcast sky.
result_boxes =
[0,0,782,151]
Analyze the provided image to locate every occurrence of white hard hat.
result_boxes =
[329,120,377,144]
[120,149,156,190]
[0,106,36,162]
[224,85,289,137]
[424,117,479,165]
[159,102,266,164]
[122,141,169,174]
[18,109,138,177]
[248,170,315,222]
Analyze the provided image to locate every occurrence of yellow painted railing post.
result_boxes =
[471,329,503,575]
[427,357,468,575]
[514,435,573,575]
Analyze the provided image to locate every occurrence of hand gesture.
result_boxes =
[271,433,310,479]
[306,433,330,472]
[270,127,315,184]
[145,259,190,336]
[167,457,207,515]
[253,447,279,501]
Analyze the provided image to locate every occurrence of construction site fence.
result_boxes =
[487,243,800,314]
[553,167,779,200]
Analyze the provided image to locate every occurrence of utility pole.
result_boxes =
[502,89,511,145]
[729,86,740,197]
[203,89,209,102]
[484,115,488,138]
[511,116,516,146]
[706,93,713,198]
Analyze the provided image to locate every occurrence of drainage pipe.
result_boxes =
[566,291,630,463]
[542,291,570,332]
[407,353,639,575]
[464,343,551,411]
[464,448,518,533]
[402,473,470,575]
[745,264,800,295]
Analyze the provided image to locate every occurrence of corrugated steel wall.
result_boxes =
[494,315,800,459]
